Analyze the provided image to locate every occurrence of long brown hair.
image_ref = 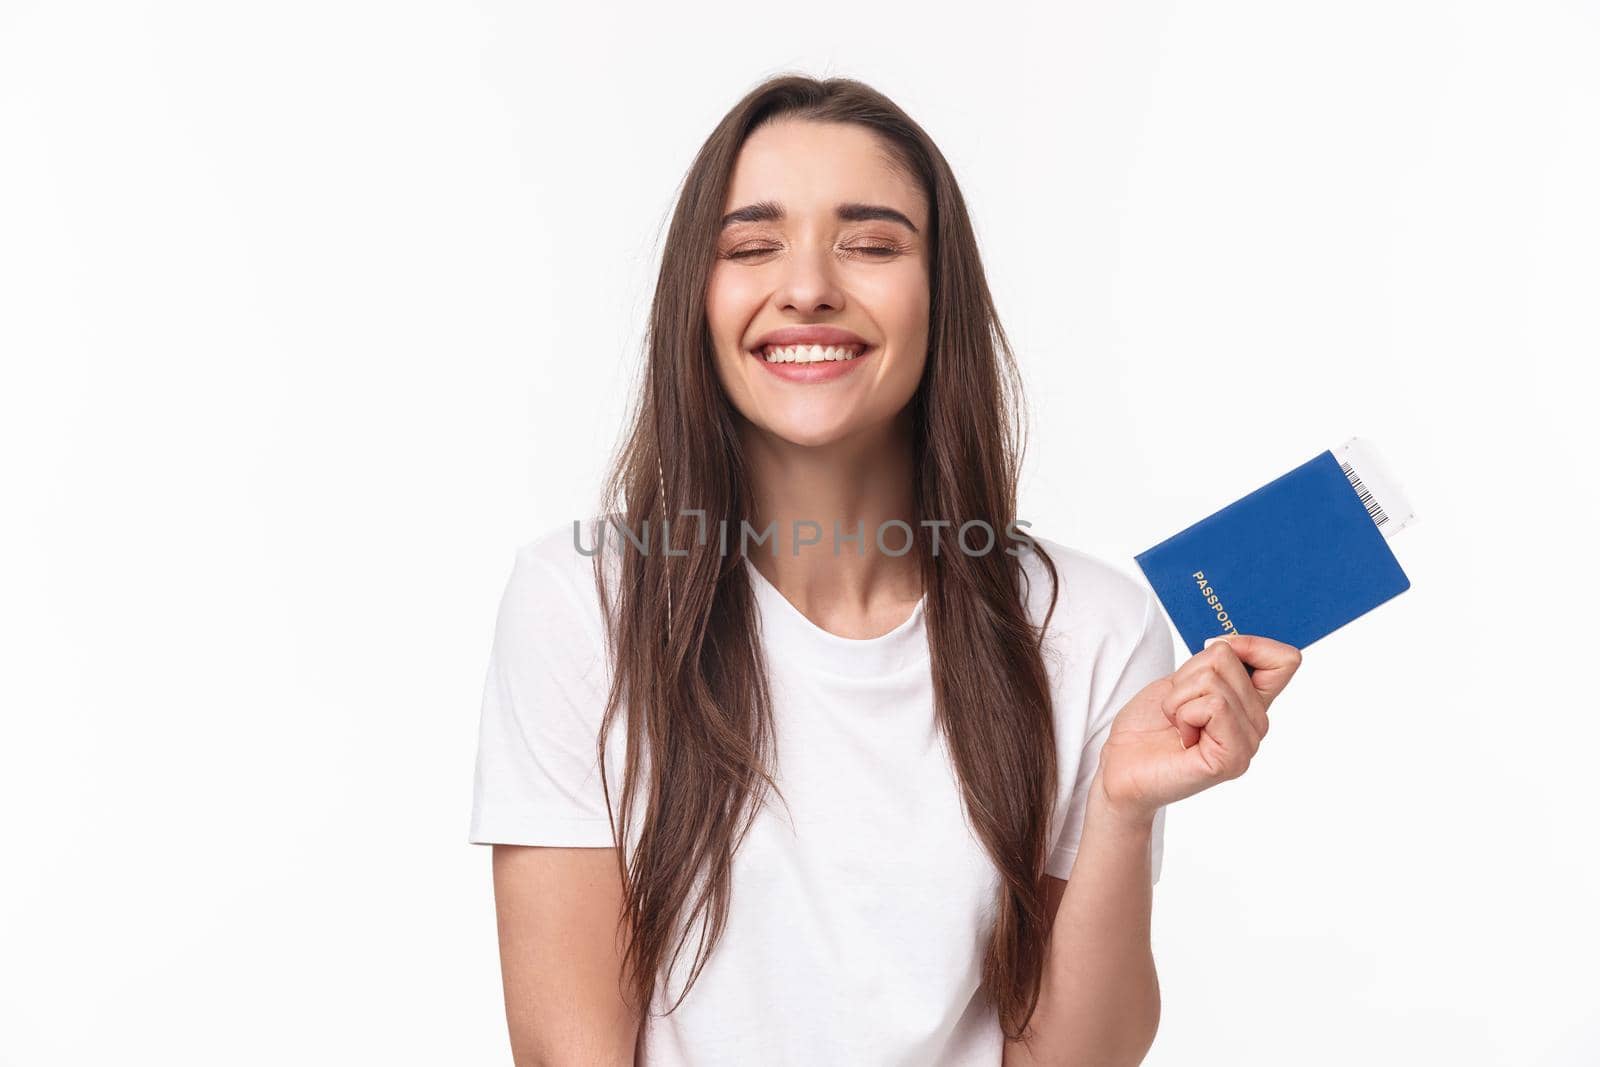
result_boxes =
[590,73,1062,1039]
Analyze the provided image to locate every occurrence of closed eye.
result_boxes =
[725,246,902,259]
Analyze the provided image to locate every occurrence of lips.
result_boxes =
[749,343,875,383]
[743,324,878,383]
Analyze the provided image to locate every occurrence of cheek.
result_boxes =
[704,274,739,370]
[883,342,929,406]
[704,270,756,404]
[870,268,931,381]
[706,266,760,331]
[862,261,929,331]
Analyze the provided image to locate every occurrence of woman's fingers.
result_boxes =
[1210,633,1303,705]
[1166,645,1262,764]
[1203,639,1270,740]
[1164,681,1254,754]
[1168,644,1258,738]
[1160,632,1299,757]
[1171,687,1257,779]
[1156,677,1203,749]
[1150,633,1302,789]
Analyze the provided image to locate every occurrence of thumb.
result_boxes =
[1206,633,1302,702]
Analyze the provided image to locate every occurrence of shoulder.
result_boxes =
[514,516,609,587]
[1013,530,1171,691]
[494,516,615,654]
[1016,531,1158,641]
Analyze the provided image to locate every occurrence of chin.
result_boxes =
[759,420,858,450]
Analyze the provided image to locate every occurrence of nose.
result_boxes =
[774,240,845,315]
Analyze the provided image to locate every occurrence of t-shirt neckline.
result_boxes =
[742,555,929,677]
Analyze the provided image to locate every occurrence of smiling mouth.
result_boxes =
[752,343,872,364]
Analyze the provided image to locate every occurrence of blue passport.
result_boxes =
[1134,440,1414,656]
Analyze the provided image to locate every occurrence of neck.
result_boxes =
[738,408,923,617]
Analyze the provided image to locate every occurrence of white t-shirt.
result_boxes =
[468,521,1176,1066]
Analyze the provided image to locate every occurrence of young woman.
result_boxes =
[468,75,1301,1066]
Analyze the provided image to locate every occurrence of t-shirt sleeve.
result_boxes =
[467,545,618,847]
[1044,588,1177,884]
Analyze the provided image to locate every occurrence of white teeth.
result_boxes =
[761,344,863,363]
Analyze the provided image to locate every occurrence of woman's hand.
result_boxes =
[1093,634,1303,823]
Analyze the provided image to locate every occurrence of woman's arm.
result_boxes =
[1002,774,1161,1067]
[491,844,641,1067]
[1006,633,1302,1065]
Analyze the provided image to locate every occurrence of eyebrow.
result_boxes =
[719,200,920,234]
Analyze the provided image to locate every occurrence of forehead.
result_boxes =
[723,119,926,226]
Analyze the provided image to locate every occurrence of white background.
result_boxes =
[3,1,1596,1064]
